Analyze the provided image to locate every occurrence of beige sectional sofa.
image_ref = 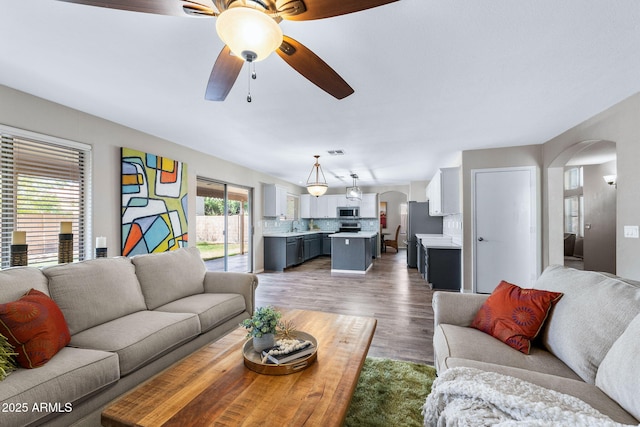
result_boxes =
[0,247,258,427]
[432,264,640,424]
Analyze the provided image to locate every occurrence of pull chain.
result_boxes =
[247,61,257,103]
[247,62,252,103]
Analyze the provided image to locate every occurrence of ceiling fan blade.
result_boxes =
[205,46,245,101]
[277,36,354,99]
[56,0,187,16]
[183,0,217,16]
[278,0,398,21]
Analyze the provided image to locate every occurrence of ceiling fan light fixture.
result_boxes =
[306,155,328,197]
[216,6,283,62]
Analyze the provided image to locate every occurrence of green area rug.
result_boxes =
[344,357,436,427]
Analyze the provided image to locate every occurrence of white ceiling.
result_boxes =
[2,1,639,189]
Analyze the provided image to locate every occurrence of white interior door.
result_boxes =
[473,167,538,293]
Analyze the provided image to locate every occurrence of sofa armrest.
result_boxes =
[432,291,488,328]
[203,272,259,315]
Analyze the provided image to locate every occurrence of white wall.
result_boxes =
[543,92,640,279]
[0,84,300,272]
[461,145,543,292]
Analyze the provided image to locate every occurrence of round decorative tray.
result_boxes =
[243,331,318,375]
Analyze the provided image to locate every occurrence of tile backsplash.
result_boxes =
[443,213,462,245]
[262,217,380,233]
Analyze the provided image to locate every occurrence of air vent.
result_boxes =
[327,149,345,155]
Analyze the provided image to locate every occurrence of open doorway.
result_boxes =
[554,141,617,273]
[196,178,253,272]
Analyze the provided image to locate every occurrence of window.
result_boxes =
[563,167,584,237]
[286,194,298,220]
[1,126,91,268]
[564,167,583,190]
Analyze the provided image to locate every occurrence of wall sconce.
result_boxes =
[603,175,617,188]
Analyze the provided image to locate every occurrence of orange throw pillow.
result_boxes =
[471,280,563,354]
[0,289,71,368]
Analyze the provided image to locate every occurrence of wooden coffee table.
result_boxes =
[101,309,376,427]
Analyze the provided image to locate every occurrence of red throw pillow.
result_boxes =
[471,280,563,354]
[0,289,71,368]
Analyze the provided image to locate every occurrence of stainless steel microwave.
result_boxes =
[337,206,360,219]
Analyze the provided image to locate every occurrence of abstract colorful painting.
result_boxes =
[121,148,188,256]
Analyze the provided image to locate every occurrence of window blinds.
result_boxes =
[1,129,90,268]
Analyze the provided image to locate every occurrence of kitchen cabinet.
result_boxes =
[322,233,332,255]
[360,193,377,218]
[265,235,304,271]
[305,193,377,219]
[329,232,378,272]
[424,248,461,290]
[426,167,460,216]
[300,194,318,218]
[315,195,339,218]
[264,232,325,271]
[263,184,288,218]
[304,233,322,260]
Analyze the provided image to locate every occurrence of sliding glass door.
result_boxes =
[196,178,252,272]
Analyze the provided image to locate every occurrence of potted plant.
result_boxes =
[241,306,282,352]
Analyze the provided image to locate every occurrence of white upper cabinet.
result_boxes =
[427,167,461,216]
[263,184,288,217]
[301,193,378,219]
[360,193,378,218]
[300,194,318,218]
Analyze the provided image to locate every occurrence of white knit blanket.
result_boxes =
[422,367,637,427]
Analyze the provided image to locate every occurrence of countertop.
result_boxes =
[415,233,461,249]
[329,231,378,238]
[263,230,330,237]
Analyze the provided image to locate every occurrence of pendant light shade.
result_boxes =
[346,173,362,201]
[216,5,283,62]
[306,155,328,197]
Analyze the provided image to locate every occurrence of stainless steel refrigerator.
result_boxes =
[406,201,443,268]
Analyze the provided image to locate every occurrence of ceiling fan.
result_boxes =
[57,0,399,101]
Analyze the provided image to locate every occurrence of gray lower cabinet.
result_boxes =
[322,234,332,255]
[265,234,325,271]
[424,248,461,290]
[265,236,304,271]
[286,237,304,267]
[304,234,322,261]
[331,234,377,271]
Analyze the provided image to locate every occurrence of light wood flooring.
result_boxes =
[255,249,435,366]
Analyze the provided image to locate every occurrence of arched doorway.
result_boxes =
[379,190,408,251]
[548,140,617,273]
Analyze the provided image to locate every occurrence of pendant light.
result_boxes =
[346,173,362,201]
[306,155,328,197]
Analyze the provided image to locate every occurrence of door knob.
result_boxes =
[478,237,484,241]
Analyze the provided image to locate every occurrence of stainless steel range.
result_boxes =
[338,222,361,233]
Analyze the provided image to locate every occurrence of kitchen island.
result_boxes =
[329,231,378,273]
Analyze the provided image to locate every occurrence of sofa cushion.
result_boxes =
[69,310,200,376]
[44,257,146,335]
[0,267,50,303]
[596,313,640,420]
[533,265,640,384]
[434,323,581,381]
[155,293,246,333]
[0,289,71,368]
[444,359,639,425]
[132,247,206,310]
[471,280,562,354]
[0,347,119,427]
